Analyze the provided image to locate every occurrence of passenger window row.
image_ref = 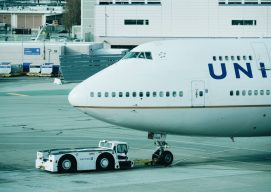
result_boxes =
[213,55,253,62]
[90,91,184,98]
[230,89,270,96]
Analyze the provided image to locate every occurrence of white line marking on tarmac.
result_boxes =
[7,92,29,97]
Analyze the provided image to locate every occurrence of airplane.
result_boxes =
[68,38,271,166]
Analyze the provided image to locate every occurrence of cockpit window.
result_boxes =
[123,51,153,60]
[145,52,152,59]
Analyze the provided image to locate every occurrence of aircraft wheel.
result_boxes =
[160,151,173,166]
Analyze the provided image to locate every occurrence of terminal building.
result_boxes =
[81,0,271,48]
[0,5,63,35]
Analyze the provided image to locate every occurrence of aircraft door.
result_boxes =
[191,81,205,107]
[251,42,271,69]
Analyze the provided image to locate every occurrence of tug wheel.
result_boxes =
[58,154,77,173]
[96,153,114,171]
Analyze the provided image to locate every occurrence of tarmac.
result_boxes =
[1,77,271,192]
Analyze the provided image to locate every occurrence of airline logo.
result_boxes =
[208,63,268,80]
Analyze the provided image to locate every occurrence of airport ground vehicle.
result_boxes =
[36,140,134,173]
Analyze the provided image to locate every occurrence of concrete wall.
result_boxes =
[0,42,104,67]
[0,42,64,66]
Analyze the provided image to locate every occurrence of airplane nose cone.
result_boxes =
[68,84,86,107]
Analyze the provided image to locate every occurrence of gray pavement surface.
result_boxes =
[1,77,271,192]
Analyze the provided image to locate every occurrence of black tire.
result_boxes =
[160,151,173,166]
[152,149,162,164]
[96,153,114,171]
[58,154,77,173]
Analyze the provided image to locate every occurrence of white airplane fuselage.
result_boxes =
[68,39,271,137]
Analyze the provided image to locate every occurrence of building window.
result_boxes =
[232,20,257,26]
[124,19,149,25]
[219,0,271,5]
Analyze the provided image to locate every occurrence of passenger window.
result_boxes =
[166,91,170,97]
[179,91,183,97]
[172,91,177,97]
[230,90,234,96]
[237,56,240,61]
[260,90,264,95]
[266,90,270,95]
[90,92,94,97]
[132,92,137,97]
[242,90,246,96]
[225,56,229,61]
[105,92,109,97]
[119,92,123,97]
[139,92,143,97]
[236,90,240,96]
[126,92,130,97]
[248,90,252,96]
[199,91,203,97]
[159,91,164,97]
[213,56,216,61]
[98,92,102,97]
[231,56,235,61]
[219,56,223,61]
[112,92,116,97]
[254,90,258,96]
[249,55,253,60]
[243,56,246,60]
[153,91,157,97]
[146,92,150,97]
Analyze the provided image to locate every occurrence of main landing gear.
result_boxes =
[148,132,174,166]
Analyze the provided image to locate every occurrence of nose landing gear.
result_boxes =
[148,132,174,166]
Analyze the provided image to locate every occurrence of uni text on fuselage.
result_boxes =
[208,62,269,80]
